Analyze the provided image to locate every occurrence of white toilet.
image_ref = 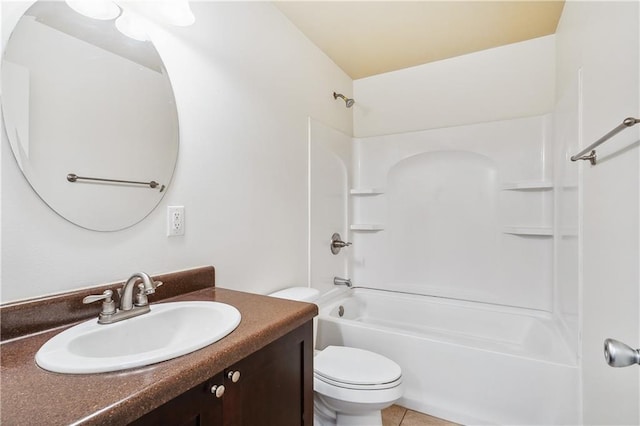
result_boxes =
[269,287,403,426]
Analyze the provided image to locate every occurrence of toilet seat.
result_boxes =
[315,373,402,391]
[314,346,402,390]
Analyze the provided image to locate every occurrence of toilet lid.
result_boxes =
[314,346,402,386]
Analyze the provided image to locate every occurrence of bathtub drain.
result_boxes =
[338,305,344,317]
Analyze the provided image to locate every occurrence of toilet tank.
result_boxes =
[269,287,320,348]
[269,287,320,303]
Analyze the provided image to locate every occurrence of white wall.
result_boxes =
[1,2,352,302]
[353,35,555,138]
[555,1,639,424]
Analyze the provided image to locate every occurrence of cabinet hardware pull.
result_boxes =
[227,370,241,383]
[210,384,225,398]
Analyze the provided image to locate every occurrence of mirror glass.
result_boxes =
[2,1,179,231]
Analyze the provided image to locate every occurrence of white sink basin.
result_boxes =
[35,301,241,374]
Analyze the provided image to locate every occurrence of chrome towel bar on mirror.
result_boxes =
[67,173,165,191]
[571,117,639,165]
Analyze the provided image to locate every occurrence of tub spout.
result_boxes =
[334,277,352,287]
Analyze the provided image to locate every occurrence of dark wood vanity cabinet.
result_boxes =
[130,372,224,425]
[131,321,313,426]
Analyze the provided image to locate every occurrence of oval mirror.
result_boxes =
[2,1,179,231]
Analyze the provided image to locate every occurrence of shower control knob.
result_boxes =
[210,384,225,398]
[604,338,640,367]
[227,370,241,383]
[330,233,352,255]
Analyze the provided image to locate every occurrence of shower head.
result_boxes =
[333,92,355,108]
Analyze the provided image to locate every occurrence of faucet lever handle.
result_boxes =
[141,280,162,296]
[134,280,163,306]
[83,290,117,316]
[135,283,149,307]
[83,289,113,304]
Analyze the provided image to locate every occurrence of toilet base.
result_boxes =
[314,411,336,426]
[337,411,383,426]
[314,394,337,426]
[313,409,383,426]
[315,393,387,426]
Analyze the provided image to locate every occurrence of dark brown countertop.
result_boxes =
[0,269,317,425]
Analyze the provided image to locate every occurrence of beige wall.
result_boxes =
[353,35,555,138]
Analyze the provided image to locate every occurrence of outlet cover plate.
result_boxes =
[167,206,185,236]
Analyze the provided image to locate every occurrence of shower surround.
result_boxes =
[309,113,580,424]
[351,115,555,311]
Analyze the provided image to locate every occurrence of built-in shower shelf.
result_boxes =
[501,181,553,190]
[503,226,553,236]
[350,188,385,195]
[350,224,384,231]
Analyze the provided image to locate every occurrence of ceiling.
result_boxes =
[274,1,565,80]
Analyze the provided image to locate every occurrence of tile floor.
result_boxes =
[382,405,460,426]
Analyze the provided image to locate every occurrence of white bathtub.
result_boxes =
[315,288,580,425]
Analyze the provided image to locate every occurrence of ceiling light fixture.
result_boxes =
[65,0,195,42]
[115,10,149,42]
[159,0,195,27]
[65,0,120,20]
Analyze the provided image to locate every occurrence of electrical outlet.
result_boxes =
[167,206,185,236]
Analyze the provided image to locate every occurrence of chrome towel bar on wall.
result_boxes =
[571,117,640,165]
[67,173,165,191]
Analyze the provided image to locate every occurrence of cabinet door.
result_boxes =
[130,373,224,426]
[223,321,313,426]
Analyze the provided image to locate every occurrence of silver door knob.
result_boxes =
[227,370,241,383]
[604,338,640,367]
[210,384,225,398]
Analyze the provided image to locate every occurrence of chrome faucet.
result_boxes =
[333,277,352,287]
[83,272,162,324]
[120,272,158,311]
